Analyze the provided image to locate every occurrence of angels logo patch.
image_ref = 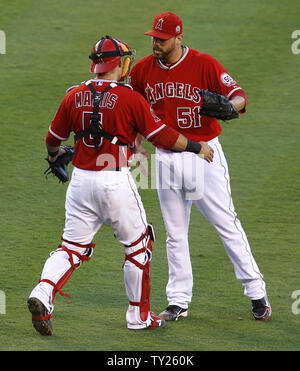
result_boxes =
[150,107,161,122]
[155,18,164,31]
[221,73,237,87]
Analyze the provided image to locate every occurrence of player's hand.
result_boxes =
[135,144,150,160]
[199,142,214,163]
[48,147,67,163]
[134,150,149,178]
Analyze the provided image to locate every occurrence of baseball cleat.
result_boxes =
[127,312,165,330]
[251,296,271,321]
[27,297,53,336]
[159,305,188,321]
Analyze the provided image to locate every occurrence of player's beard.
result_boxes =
[153,40,176,63]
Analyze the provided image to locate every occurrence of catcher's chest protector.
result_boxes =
[74,82,131,150]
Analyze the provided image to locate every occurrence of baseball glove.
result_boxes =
[199,90,239,121]
[44,146,75,183]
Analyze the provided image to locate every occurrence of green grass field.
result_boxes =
[1,0,300,352]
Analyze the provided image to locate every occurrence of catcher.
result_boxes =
[27,35,214,336]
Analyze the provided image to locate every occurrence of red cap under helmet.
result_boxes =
[89,36,135,80]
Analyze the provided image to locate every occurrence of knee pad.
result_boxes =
[40,239,94,303]
[123,223,155,265]
[60,238,94,268]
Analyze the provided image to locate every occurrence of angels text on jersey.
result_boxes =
[144,82,202,105]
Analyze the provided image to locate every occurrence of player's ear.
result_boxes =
[175,34,184,48]
[176,34,184,44]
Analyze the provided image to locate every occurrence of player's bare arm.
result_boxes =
[230,95,246,112]
[172,134,214,163]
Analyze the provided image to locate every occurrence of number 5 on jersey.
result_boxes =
[82,111,103,148]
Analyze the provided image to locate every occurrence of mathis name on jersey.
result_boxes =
[74,90,118,109]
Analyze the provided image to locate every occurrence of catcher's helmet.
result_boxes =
[89,36,135,80]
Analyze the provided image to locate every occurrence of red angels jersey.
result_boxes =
[130,47,248,142]
[47,79,179,170]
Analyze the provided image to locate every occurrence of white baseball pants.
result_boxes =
[156,137,267,308]
[29,166,155,329]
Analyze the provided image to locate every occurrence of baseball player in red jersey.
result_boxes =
[130,12,271,321]
[27,36,214,335]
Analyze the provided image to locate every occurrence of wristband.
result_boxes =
[185,139,202,154]
[48,149,59,158]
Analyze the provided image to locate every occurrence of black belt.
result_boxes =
[101,166,128,171]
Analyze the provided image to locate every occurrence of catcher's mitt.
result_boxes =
[199,90,239,121]
[44,146,75,183]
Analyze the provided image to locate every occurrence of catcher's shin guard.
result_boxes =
[123,224,162,329]
[29,240,94,312]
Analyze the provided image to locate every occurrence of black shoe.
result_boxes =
[27,297,53,335]
[159,305,188,321]
[251,296,271,321]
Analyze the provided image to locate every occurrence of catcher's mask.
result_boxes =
[89,35,136,80]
